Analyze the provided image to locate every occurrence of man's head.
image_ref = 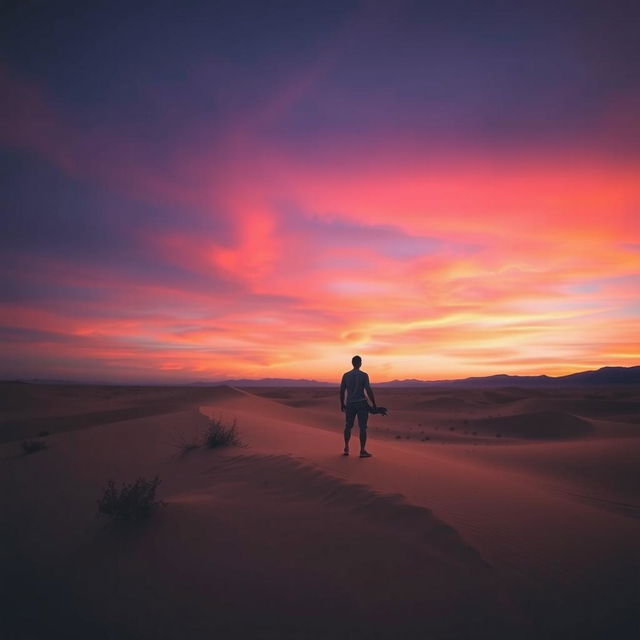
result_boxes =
[352,355,362,369]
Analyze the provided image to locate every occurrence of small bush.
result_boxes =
[22,440,48,455]
[97,476,164,521]
[171,432,201,455]
[203,417,241,448]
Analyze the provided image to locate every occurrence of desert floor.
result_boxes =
[1,382,639,639]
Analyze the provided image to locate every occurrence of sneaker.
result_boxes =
[359,451,372,458]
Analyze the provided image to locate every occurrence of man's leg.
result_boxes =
[357,404,371,456]
[344,405,356,454]
[359,426,367,452]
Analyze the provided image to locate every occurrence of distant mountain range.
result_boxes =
[376,365,640,387]
[7,365,640,388]
[204,365,640,388]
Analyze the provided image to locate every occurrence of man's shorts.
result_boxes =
[345,400,369,432]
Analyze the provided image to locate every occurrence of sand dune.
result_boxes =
[412,396,478,411]
[468,410,593,439]
[1,383,638,639]
[201,453,484,565]
[451,436,640,505]
[496,392,640,420]
[0,382,242,443]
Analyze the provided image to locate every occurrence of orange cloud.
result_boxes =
[1,61,639,382]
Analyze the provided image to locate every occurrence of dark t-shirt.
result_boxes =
[341,369,369,404]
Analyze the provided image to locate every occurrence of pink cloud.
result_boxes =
[2,61,639,381]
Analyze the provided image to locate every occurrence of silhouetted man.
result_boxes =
[340,355,375,458]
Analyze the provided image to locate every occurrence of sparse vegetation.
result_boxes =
[171,417,242,453]
[171,432,201,455]
[21,440,48,455]
[97,476,164,521]
[203,417,241,448]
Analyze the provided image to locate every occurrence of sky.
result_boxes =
[1,0,639,383]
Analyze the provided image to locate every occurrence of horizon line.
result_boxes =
[2,363,638,387]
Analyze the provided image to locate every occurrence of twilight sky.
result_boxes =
[1,0,639,383]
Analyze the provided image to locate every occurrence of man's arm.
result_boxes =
[364,374,376,407]
[340,376,346,411]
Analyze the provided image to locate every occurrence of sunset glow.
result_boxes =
[1,2,639,382]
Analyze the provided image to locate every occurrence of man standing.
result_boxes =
[340,355,375,458]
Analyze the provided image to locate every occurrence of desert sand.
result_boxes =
[1,382,638,639]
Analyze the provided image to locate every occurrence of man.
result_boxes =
[340,355,375,458]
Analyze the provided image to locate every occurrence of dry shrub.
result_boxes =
[171,432,201,455]
[97,477,164,521]
[203,417,241,449]
[21,440,48,455]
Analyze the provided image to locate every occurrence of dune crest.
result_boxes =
[199,452,486,566]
